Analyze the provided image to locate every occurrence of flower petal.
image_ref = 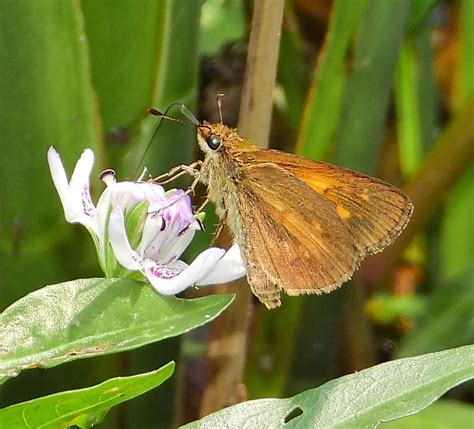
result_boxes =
[68,148,95,213]
[144,248,226,295]
[195,244,246,285]
[140,190,197,263]
[157,226,196,263]
[48,147,74,216]
[137,211,164,259]
[47,147,98,233]
[108,207,143,270]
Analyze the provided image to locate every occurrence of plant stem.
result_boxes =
[198,0,285,417]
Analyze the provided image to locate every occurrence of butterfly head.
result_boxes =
[197,121,239,156]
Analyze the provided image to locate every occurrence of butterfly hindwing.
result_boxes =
[230,162,360,309]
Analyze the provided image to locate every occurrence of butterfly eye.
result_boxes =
[206,134,221,150]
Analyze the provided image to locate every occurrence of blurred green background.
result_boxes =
[0,0,472,427]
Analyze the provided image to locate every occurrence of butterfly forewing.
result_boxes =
[236,149,414,257]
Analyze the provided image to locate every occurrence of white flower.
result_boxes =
[47,147,246,295]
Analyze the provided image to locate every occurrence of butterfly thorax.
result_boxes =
[196,123,255,222]
[199,149,241,220]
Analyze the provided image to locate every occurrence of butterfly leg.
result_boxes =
[209,200,228,246]
[153,160,203,185]
[154,173,203,214]
[210,221,225,247]
[181,174,201,198]
[195,197,210,214]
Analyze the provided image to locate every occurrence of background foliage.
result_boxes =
[0,0,472,427]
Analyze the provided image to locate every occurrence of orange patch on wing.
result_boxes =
[305,178,331,193]
[336,205,351,220]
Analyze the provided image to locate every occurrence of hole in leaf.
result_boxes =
[284,406,304,423]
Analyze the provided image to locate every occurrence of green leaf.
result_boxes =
[0,278,233,383]
[0,361,174,428]
[276,4,309,135]
[200,0,245,56]
[297,0,369,160]
[81,0,165,135]
[395,16,439,176]
[81,0,202,179]
[406,0,439,33]
[184,345,474,429]
[366,293,426,325]
[83,0,201,179]
[439,166,474,280]
[457,0,474,106]
[0,0,104,303]
[334,0,410,172]
[395,40,424,175]
[412,16,439,155]
[396,268,474,357]
[380,399,474,429]
[123,0,201,179]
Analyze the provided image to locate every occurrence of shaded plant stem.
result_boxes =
[198,0,285,417]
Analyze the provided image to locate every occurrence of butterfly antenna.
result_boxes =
[179,104,201,126]
[148,103,200,126]
[134,103,201,177]
[217,93,224,124]
[133,105,179,177]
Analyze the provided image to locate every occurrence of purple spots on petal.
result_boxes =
[82,184,96,216]
[151,189,195,233]
[148,263,183,279]
[137,185,203,263]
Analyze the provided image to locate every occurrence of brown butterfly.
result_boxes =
[149,108,414,309]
